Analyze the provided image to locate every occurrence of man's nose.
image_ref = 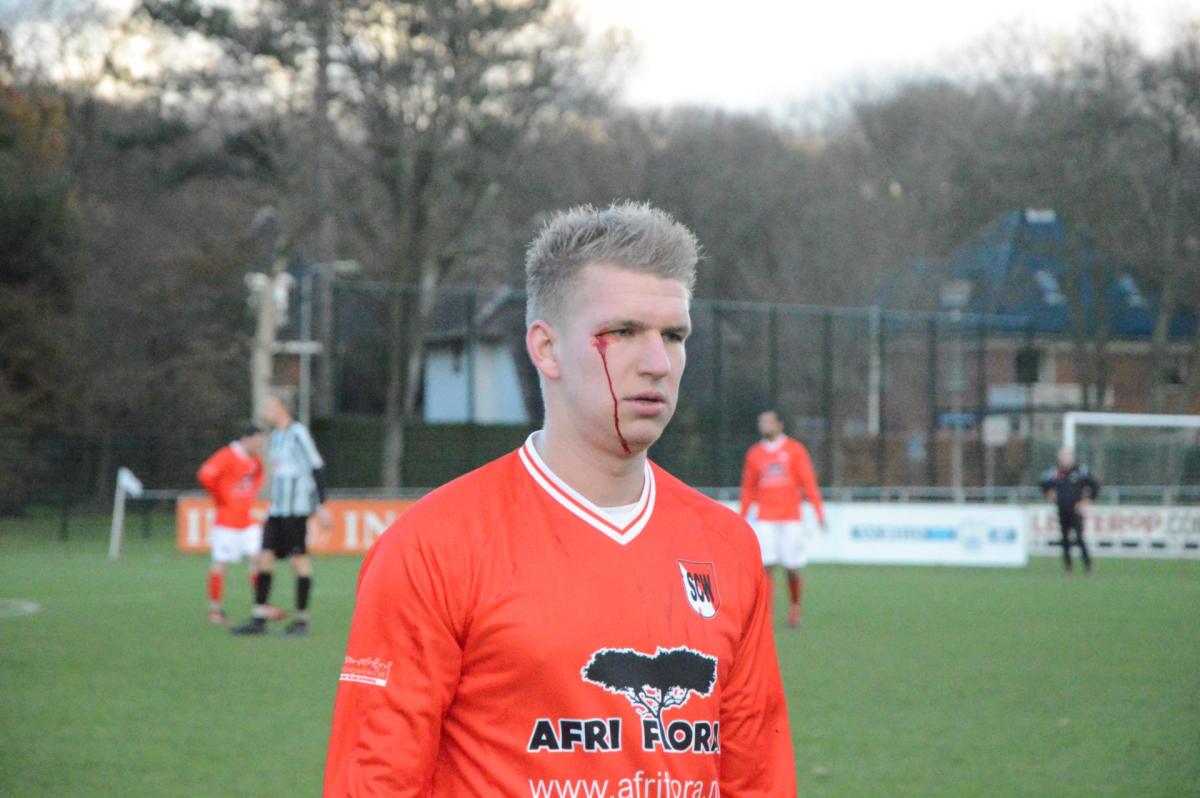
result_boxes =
[637,333,671,378]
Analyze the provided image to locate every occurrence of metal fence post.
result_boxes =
[976,320,988,487]
[466,288,477,424]
[711,304,724,486]
[927,317,939,486]
[821,310,835,486]
[876,310,887,486]
[767,306,779,411]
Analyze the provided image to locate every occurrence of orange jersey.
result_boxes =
[739,437,825,524]
[196,443,264,529]
[324,437,795,797]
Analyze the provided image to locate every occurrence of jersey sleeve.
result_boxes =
[295,424,326,470]
[718,547,796,795]
[739,451,758,518]
[1082,468,1100,500]
[197,450,226,498]
[323,516,468,796]
[792,443,825,525]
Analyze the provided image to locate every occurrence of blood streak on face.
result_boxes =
[592,334,632,454]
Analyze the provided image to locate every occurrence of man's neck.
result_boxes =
[533,422,646,507]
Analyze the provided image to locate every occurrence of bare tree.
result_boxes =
[333,1,606,486]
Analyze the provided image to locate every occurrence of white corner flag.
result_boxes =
[109,467,145,561]
[117,467,144,498]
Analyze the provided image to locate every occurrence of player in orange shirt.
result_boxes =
[324,203,796,796]
[740,410,826,628]
[197,425,267,624]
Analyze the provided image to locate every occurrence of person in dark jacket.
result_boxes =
[1040,447,1100,574]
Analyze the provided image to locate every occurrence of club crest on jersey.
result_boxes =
[678,560,720,619]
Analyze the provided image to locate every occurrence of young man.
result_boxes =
[232,393,332,637]
[1041,447,1100,575]
[324,203,796,796]
[740,409,826,628]
[197,425,267,624]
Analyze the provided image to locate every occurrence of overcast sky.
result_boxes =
[573,0,1200,111]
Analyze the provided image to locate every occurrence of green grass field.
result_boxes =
[2,509,1198,797]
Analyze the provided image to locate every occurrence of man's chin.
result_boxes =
[616,416,671,455]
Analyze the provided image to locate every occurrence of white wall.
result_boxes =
[424,343,529,424]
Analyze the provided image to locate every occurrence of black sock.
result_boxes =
[297,576,312,612]
[255,572,273,607]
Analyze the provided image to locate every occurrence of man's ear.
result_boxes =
[526,319,561,381]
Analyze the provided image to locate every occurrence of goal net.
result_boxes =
[1063,412,1200,499]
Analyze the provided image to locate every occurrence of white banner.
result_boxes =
[724,502,1028,567]
[1027,504,1200,559]
[724,501,1200,564]
[825,503,1028,567]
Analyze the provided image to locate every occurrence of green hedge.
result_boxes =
[312,417,536,488]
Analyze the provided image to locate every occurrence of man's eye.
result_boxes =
[664,331,686,343]
[606,328,633,338]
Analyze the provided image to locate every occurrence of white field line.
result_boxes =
[0,598,41,619]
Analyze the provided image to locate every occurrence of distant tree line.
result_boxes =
[0,2,1197,500]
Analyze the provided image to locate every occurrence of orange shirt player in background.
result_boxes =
[324,203,796,796]
[197,425,268,624]
[740,409,826,628]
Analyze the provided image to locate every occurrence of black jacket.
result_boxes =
[1040,465,1100,513]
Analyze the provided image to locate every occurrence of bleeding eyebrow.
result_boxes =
[596,319,691,336]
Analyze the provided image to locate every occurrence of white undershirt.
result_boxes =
[527,432,648,528]
[595,501,643,528]
[763,436,787,452]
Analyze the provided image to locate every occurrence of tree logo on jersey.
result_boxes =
[678,560,720,618]
[581,646,719,753]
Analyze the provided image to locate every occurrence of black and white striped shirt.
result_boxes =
[268,422,325,517]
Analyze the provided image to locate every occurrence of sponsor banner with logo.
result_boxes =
[827,503,1028,566]
[175,495,416,555]
[1027,504,1200,559]
[724,501,1027,566]
[178,496,1199,560]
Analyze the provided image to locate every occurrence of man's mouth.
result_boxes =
[627,392,668,414]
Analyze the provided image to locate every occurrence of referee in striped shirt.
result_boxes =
[233,392,332,636]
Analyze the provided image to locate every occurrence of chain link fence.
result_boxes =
[8,285,1196,512]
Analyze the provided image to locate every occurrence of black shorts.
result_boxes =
[263,515,309,558]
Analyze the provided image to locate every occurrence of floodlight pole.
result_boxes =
[246,260,290,421]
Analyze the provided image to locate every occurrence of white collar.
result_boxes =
[518,433,656,546]
[762,436,788,452]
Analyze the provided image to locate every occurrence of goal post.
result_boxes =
[1061,412,1200,496]
[1062,412,1200,452]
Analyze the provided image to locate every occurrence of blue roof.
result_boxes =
[945,209,1196,338]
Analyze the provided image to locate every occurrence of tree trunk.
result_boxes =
[378,142,437,488]
[381,288,408,489]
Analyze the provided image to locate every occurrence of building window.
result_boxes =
[1015,347,1040,384]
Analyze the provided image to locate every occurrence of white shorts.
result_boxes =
[211,524,263,565]
[754,520,809,569]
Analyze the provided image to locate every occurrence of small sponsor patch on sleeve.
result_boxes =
[339,656,393,687]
